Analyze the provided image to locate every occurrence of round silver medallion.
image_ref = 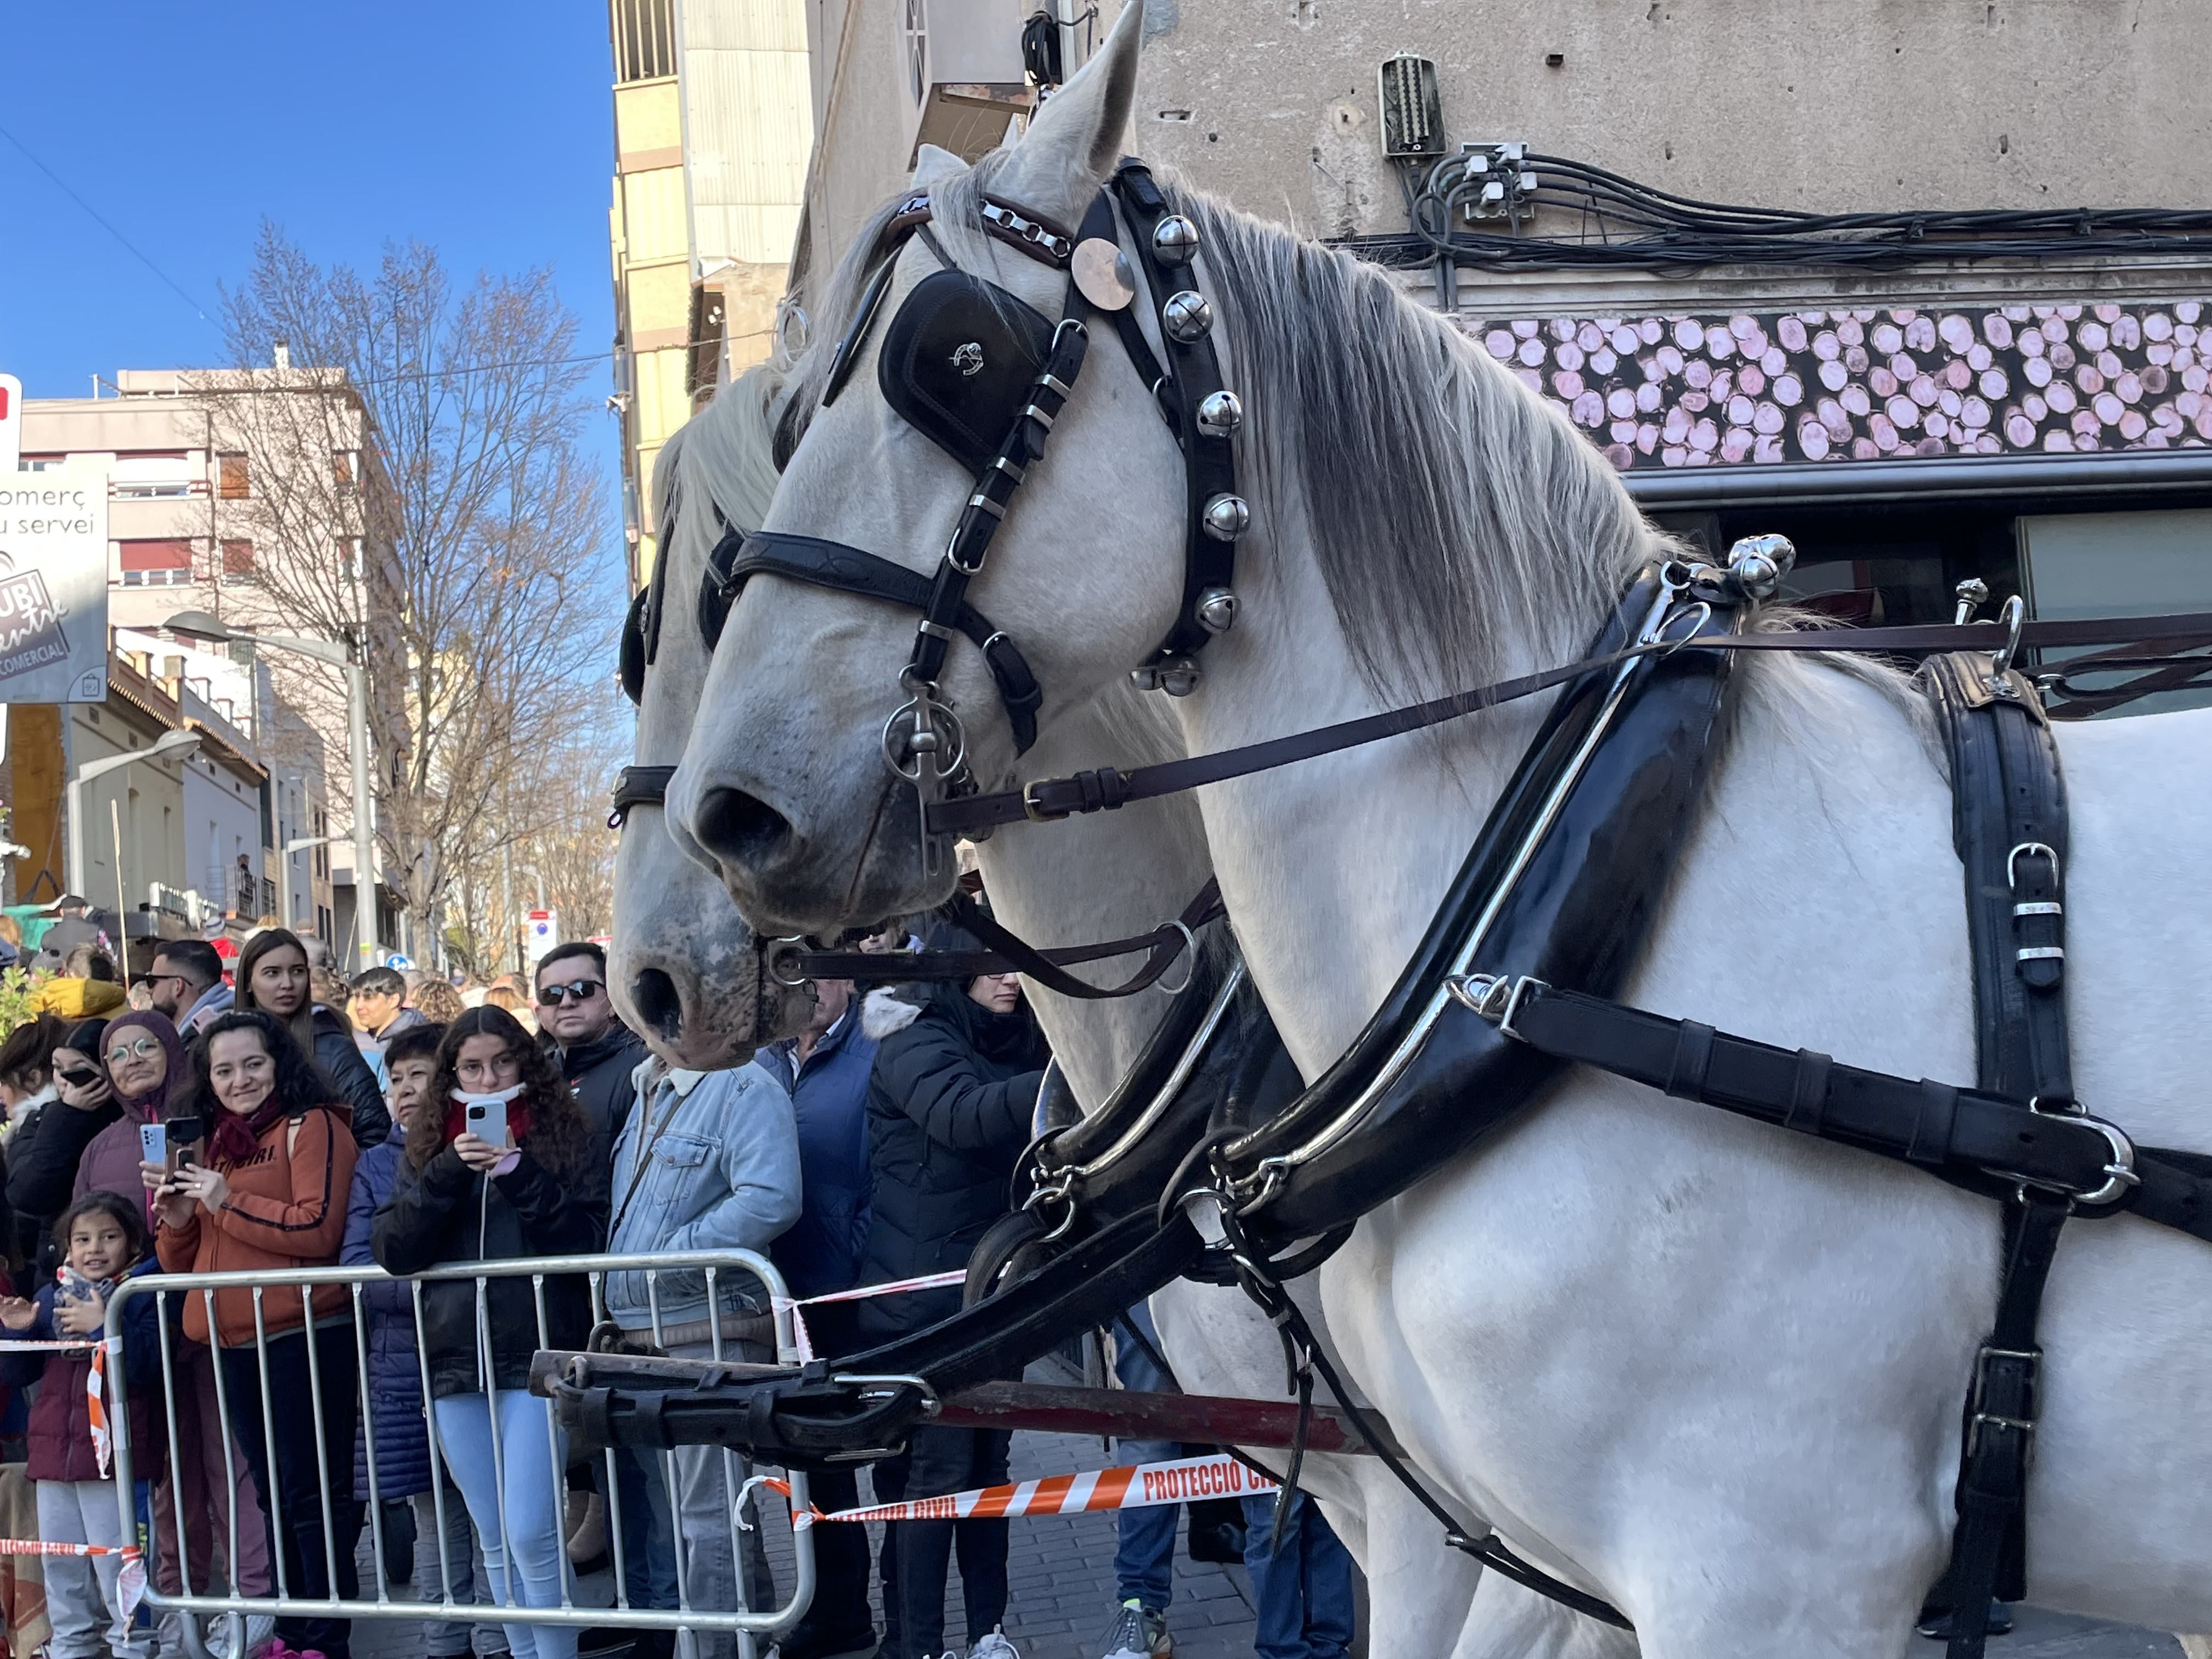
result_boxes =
[1071,238,1137,311]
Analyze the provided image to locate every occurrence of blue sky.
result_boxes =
[0,2,618,425]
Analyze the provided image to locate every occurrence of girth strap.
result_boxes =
[704,528,1045,754]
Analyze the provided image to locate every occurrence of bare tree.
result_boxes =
[210,224,620,957]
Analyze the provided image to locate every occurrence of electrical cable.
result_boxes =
[0,120,218,325]
[1340,148,2212,273]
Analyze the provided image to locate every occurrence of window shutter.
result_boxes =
[218,454,250,499]
[222,539,255,576]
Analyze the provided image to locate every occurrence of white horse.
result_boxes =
[627,364,1530,1656]
[666,7,2212,1655]
[610,368,815,1066]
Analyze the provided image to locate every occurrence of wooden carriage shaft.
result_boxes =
[529,1352,1390,1457]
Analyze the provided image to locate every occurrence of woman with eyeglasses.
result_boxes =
[235,927,391,1149]
[143,1009,362,1659]
[372,1006,610,1659]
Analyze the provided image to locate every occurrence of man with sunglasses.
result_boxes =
[534,942,646,1157]
[144,940,232,1039]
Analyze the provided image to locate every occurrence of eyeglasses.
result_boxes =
[537,979,605,1007]
[106,1037,162,1063]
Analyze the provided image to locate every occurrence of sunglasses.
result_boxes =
[106,1037,163,1063]
[537,980,605,1008]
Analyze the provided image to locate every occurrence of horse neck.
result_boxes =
[975,698,1215,1109]
[1169,507,1572,1079]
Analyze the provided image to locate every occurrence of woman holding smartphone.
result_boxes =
[143,1009,363,1659]
[372,1006,609,1659]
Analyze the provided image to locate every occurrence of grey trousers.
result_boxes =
[37,1478,154,1659]
[410,1488,513,1656]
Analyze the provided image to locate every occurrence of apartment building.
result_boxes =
[19,365,394,955]
[607,0,812,591]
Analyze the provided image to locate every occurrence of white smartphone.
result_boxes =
[139,1122,167,1166]
[464,1098,510,1150]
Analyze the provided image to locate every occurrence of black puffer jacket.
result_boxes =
[369,1131,610,1398]
[311,1009,392,1149]
[552,1024,648,1163]
[854,978,1049,1344]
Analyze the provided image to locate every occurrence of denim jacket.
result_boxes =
[603,1058,802,1331]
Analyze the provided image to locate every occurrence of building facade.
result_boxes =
[793,1,2212,671]
[18,366,396,957]
[607,0,812,591]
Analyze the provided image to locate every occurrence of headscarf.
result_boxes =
[99,1010,187,1125]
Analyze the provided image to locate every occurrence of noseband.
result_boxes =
[697,160,1245,868]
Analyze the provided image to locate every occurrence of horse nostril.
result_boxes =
[631,969,683,1041]
[693,786,794,868]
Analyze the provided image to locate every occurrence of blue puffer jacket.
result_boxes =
[757,1008,878,1300]
[341,1126,433,1500]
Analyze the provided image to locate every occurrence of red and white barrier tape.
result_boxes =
[746,1451,1279,1530]
[770,1271,967,1362]
[0,1538,145,1637]
[0,1338,97,1351]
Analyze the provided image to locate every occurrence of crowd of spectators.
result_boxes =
[0,905,1352,1659]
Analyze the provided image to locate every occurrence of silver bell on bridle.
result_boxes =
[1195,586,1239,634]
[1163,291,1213,343]
[1201,493,1250,541]
[1722,533,1797,602]
[1195,391,1243,438]
[1152,216,1201,264]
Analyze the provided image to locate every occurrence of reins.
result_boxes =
[933,599,2212,837]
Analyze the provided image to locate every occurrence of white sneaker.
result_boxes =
[1097,1600,1170,1659]
[970,1631,1022,1659]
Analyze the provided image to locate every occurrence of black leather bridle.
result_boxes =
[695,161,1245,872]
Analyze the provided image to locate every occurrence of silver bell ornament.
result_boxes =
[1128,665,1161,691]
[1195,390,1244,438]
[1152,215,1201,265]
[1162,290,1212,343]
[1156,658,1204,697]
[1201,493,1250,541]
[1723,533,1797,600]
[1195,586,1240,634]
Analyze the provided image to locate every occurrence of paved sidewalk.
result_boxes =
[337,1423,2182,1659]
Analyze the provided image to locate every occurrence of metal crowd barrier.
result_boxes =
[104,1251,816,1659]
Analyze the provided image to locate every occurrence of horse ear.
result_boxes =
[911,144,966,190]
[996,0,1145,220]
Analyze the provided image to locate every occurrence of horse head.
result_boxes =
[610,365,816,1065]
[668,1,1189,938]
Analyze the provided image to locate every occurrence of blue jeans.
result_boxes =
[432,1391,578,1659]
[1112,1304,1180,1612]
[1242,1492,1355,1659]
[612,1444,681,1611]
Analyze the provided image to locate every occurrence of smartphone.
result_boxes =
[464,1099,510,1150]
[57,1065,100,1089]
[163,1115,205,1152]
[140,1122,168,1166]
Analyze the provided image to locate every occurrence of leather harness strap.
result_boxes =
[935,607,2212,837]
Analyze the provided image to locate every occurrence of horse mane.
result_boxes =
[779,150,1925,737]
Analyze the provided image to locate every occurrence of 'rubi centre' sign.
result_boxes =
[0,460,110,703]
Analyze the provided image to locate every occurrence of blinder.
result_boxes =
[877,269,1058,475]
[617,488,678,707]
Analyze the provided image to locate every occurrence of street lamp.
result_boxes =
[280,834,340,933]
[165,610,379,969]
[66,729,202,912]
